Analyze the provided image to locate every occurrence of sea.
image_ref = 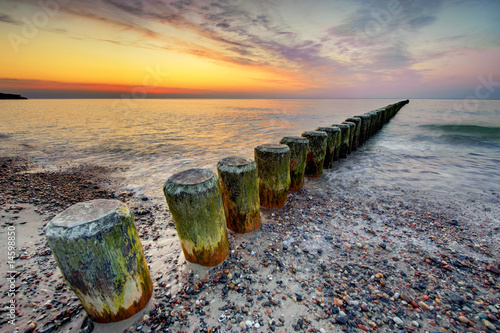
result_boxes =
[1,98,499,201]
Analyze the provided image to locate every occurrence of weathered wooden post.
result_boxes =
[345,117,362,151]
[44,199,153,323]
[341,121,356,154]
[316,127,340,169]
[301,131,327,178]
[164,169,229,266]
[329,126,342,161]
[254,144,291,209]
[217,157,260,234]
[280,136,309,192]
[332,123,350,158]
[354,115,369,146]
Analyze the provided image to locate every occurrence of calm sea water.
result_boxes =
[1,99,499,199]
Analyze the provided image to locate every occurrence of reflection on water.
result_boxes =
[1,98,499,199]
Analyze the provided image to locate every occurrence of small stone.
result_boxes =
[239,321,246,329]
[401,294,412,303]
[458,316,468,324]
[334,298,343,307]
[486,265,500,274]
[255,323,260,328]
[357,323,368,331]
[143,314,150,321]
[245,320,253,328]
[482,319,496,330]
[360,303,369,312]
[24,322,36,333]
[419,301,429,310]
[393,317,404,326]
[411,320,420,328]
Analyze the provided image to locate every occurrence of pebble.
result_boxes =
[393,317,404,326]
[482,319,496,330]
[458,316,468,324]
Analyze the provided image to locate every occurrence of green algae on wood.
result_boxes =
[332,123,350,158]
[316,127,340,169]
[301,131,327,178]
[354,115,369,145]
[341,121,356,155]
[44,199,153,323]
[164,169,228,266]
[217,157,260,234]
[345,117,362,151]
[254,144,291,209]
[279,136,309,192]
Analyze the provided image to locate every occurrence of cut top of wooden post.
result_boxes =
[217,156,256,174]
[280,136,309,144]
[255,143,290,154]
[46,199,132,237]
[164,168,218,195]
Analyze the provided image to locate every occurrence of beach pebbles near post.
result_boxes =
[44,199,153,323]
[164,168,229,266]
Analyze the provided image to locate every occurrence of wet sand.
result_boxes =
[1,156,499,333]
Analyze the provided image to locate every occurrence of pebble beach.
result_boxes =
[1,155,499,333]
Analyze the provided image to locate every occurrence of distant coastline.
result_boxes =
[0,93,28,100]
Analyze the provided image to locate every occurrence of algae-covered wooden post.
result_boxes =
[301,131,328,178]
[164,169,229,266]
[345,117,362,151]
[254,144,291,209]
[280,136,309,192]
[332,123,350,158]
[44,199,153,323]
[330,126,342,161]
[342,121,356,154]
[354,115,369,145]
[316,127,340,169]
[217,157,260,234]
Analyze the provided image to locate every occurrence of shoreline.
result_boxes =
[0,156,499,333]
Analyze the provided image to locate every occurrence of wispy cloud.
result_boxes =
[0,12,17,24]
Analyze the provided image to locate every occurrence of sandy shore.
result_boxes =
[1,156,499,333]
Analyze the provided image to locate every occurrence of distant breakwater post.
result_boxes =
[342,121,356,154]
[316,127,341,169]
[163,169,229,267]
[301,131,328,178]
[332,123,351,158]
[217,157,261,234]
[44,199,153,323]
[279,136,309,192]
[254,144,291,209]
[345,117,362,150]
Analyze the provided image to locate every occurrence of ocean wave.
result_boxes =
[421,124,500,136]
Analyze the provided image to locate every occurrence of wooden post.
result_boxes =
[316,127,340,169]
[301,131,327,178]
[217,157,260,234]
[354,115,369,146]
[345,117,361,151]
[280,136,309,192]
[44,199,153,323]
[332,123,350,158]
[164,169,229,266]
[254,144,291,209]
[341,121,355,154]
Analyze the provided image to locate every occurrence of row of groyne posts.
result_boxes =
[44,100,409,323]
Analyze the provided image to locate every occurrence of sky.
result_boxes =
[0,0,499,99]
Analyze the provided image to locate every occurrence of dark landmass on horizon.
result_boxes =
[0,93,28,100]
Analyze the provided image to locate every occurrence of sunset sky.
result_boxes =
[1,0,499,99]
